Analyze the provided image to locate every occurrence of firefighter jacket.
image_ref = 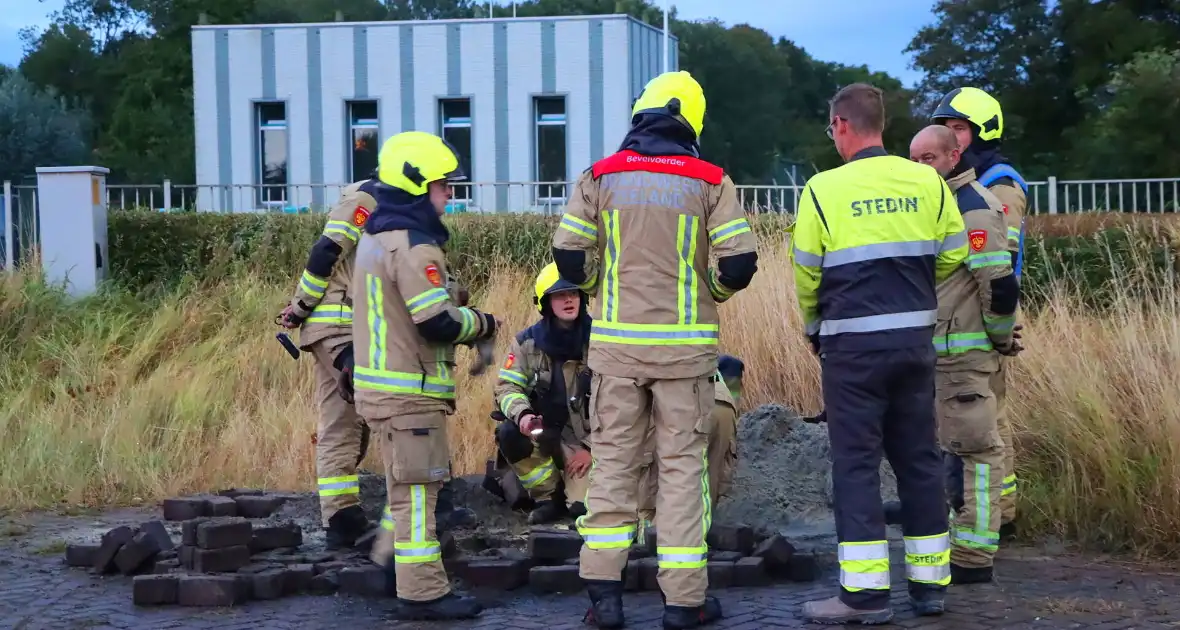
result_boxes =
[351,184,497,420]
[935,168,1019,368]
[288,180,379,354]
[551,116,759,380]
[494,319,593,462]
[973,150,1028,280]
[790,146,968,353]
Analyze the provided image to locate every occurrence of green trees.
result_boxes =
[0,71,92,183]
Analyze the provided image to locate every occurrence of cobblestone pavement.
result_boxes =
[4,539,1180,630]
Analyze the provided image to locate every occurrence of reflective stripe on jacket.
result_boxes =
[552,151,758,379]
[790,147,968,353]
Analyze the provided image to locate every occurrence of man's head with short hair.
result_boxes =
[909,124,961,178]
[827,83,886,162]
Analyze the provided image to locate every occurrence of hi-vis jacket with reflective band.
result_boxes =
[494,330,592,457]
[977,163,1028,273]
[790,147,968,352]
[351,229,491,418]
[289,180,378,352]
[551,150,758,380]
[935,169,1016,367]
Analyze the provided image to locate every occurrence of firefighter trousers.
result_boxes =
[365,411,452,602]
[494,419,591,508]
[310,343,367,527]
[937,366,1004,569]
[993,356,1017,525]
[577,373,713,608]
[823,346,950,611]
[637,402,737,529]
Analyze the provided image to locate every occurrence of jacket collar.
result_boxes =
[848,146,889,162]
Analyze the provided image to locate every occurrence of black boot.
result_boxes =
[394,592,483,620]
[325,505,371,550]
[528,499,565,525]
[999,520,1017,541]
[882,500,903,526]
[663,595,722,629]
[583,579,625,629]
[908,593,945,616]
[951,563,994,585]
[568,501,587,519]
[382,560,397,597]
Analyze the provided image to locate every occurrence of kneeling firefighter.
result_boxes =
[337,130,498,621]
[491,263,596,525]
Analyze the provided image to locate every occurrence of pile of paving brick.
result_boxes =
[60,486,819,608]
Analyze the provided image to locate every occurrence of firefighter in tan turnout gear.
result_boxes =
[335,130,497,621]
[909,124,1022,584]
[931,87,1028,538]
[552,70,759,630]
[276,180,379,549]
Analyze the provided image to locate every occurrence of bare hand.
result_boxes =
[519,413,543,437]
[565,447,592,478]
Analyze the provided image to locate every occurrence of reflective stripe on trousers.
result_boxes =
[318,475,359,497]
[904,533,951,585]
[952,463,1000,553]
[519,458,555,489]
[838,540,890,591]
[394,485,442,564]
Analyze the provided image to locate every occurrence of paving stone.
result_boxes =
[63,544,99,567]
[623,560,641,591]
[163,497,208,521]
[638,557,659,591]
[156,548,178,560]
[338,565,387,597]
[132,574,179,606]
[706,560,734,589]
[204,495,239,517]
[216,488,265,498]
[732,556,770,587]
[284,564,315,595]
[92,525,137,574]
[709,550,744,562]
[309,571,340,595]
[248,523,302,553]
[250,569,287,600]
[753,534,796,576]
[114,531,163,575]
[706,524,755,555]
[529,565,583,594]
[193,545,250,573]
[464,559,529,590]
[528,528,583,563]
[196,518,252,550]
[139,520,175,551]
[233,495,284,519]
[177,574,249,607]
[177,545,193,569]
[786,551,819,582]
[181,518,207,546]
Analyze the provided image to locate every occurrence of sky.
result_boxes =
[0,0,936,87]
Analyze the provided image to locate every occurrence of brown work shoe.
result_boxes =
[801,595,893,625]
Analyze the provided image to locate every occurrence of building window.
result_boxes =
[348,101,379,182]
[439,99,473,191]
[256,102,288,205]
[534,96,567,201]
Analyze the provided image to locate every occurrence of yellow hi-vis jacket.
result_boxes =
[790,146,968,352]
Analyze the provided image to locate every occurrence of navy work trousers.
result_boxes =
[823,345,948,610]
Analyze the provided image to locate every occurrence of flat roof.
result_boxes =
[192,13,679,41]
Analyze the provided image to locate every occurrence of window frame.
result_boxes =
[532,94,569,205]
[346,99,381,185]
[438,97,474,207]
[253,99,289,209]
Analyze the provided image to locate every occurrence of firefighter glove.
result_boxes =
[335,344,356,404]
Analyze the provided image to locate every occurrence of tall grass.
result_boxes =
[3,218,1180,558]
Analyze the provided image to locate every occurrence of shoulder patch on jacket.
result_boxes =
[969,229,988,251]
[591,150,724,185]
[424,264,443,287]
[503,353,516,370]
[955,184,992,214]
[352,206,371,227]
